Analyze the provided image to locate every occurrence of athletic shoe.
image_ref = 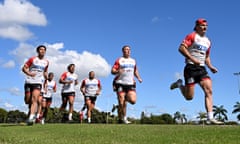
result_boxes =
[207,119,224,125]
[26,118,35,126]
[41,118,45,125]
[123,119,131,124]
[170,79,183,90]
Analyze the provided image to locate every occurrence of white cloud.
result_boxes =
[2,60,15,68]
[0,24,33,41]
[4,102,15,109]
[8,87,22,96]
[12,42,112,79]
[11,42,112,110]
[43,42,111,80]
[0,87,22,96]
[10,43,36,64]
[151,16,160,23]
[0,0,47,41]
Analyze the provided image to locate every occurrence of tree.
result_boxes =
[0,108,8,123]
[7,110,27,123]
[232,101,240,121]
[159,113,174,124]
[173,111,187,124]
[197,112,207,124]
[213,105,228,122]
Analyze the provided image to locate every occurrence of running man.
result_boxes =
[80,71,101,123]
[40,72,57,124]
[22,45,49,125]
[59,64,78,121]
[170,18,223,124]
[111,45,142,124]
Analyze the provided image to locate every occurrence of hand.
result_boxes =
[96,91,101,96]
[210,66,218,73]
[66,80,73,84]
[28,72,37,77]
[192,58,201,65]
[138,78,143,83]
[118,68,124,75]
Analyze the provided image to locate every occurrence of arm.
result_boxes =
[59,73,72,84]
[205,55,218,73]
[74,79,78,85]
[178,44,201,65]
[96,80,102,95]
[80,80,86,95]
[134,67,142,83]
[22,64,36,77]
[111,59,122,75]
[53,82,57,93]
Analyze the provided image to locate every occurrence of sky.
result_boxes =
[0,0,240,121]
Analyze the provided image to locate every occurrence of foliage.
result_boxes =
[197,112,207,124]
[173,111,187,124]
[213,105,228,122]
[6,110,27,123]
[0,108,7,123]
[232,101,240,121]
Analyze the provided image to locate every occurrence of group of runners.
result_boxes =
[22,18,223,125]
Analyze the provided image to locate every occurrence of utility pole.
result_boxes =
[233,72,240,94]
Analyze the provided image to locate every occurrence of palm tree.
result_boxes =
[232,101,240,121]
[213,105,228,122]
[196,112,207,124]
[173,111,187,124]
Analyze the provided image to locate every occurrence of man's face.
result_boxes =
[38,47,46,57]
[89,71,95,79]
[122,46,131,58]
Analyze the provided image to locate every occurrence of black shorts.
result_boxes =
[24,83,42,93]
[42,97,52,102]
[115,83,136,93]
[184,64,210,85]
[61,92,75,101]
[84,96,97,104]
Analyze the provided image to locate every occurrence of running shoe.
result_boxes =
[170,79,183,90]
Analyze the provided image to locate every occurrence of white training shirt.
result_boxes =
[182,32,211,66]
[44,80,57,98]
[24,56,49,84]
[60,72,78,93]
[112,57,136,85]
[81,78,101,97]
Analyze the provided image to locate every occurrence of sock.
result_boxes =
[207,112,213,120]
[36,113,40,118]
[88,117,91,123]
[68,113,72,120]
[123,116,127,121]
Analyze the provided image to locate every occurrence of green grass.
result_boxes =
[0,124,239,144]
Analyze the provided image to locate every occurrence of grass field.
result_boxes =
[0,123,239,144]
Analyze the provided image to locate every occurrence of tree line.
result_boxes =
[0,101,239,124]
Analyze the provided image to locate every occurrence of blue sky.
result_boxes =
[0,0,240,121]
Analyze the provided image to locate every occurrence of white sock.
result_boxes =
[68,113,72,120]
[124,116,127,121]
[36,113,40,118]
[207,112,213,120]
